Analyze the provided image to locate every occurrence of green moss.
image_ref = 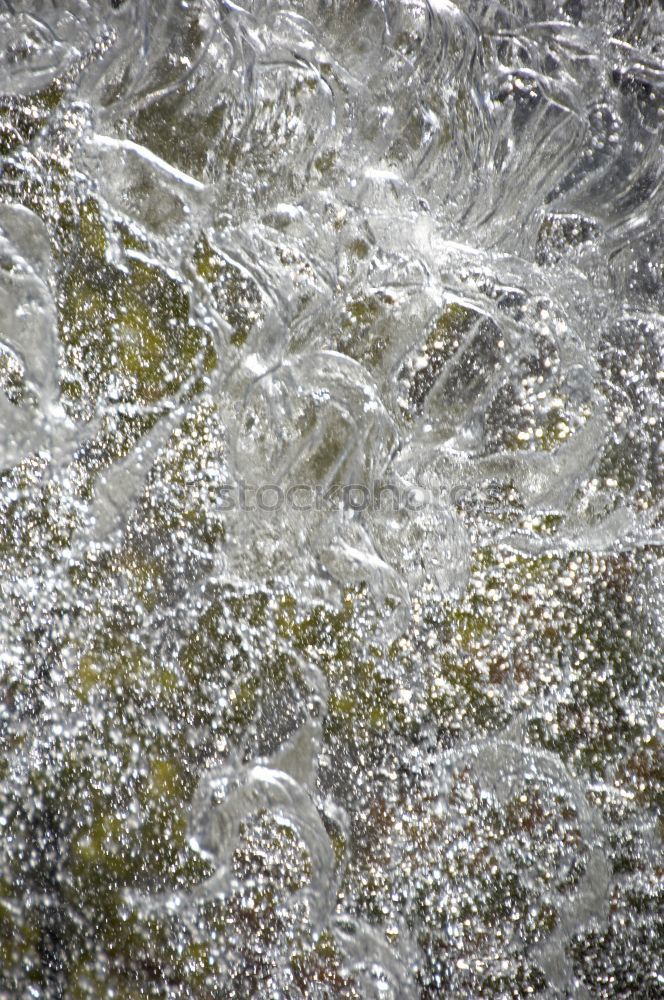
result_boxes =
[57,210,216,419]
[0,82,63,156]
[290,930,353,994]
[326,655,395,736]
[193,234,223,283]
[314,150,336,175]
[275,590,354,653]
[0,460,78,562]
[79,200,108,257]
[140,398,226,546]
[400,302,476,417]
[193,235,262,347]
[342,294,382,330]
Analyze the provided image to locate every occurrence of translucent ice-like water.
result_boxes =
[1,1,663,997]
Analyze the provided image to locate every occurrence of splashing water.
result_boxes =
[1,1,663,997]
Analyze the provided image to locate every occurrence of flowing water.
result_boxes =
[1,1,663,997]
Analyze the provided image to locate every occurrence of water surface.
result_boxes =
[0,1,663,997]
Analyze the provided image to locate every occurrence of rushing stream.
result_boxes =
[1,1,663,997]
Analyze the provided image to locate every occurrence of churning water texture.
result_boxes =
[0,1,663,997]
